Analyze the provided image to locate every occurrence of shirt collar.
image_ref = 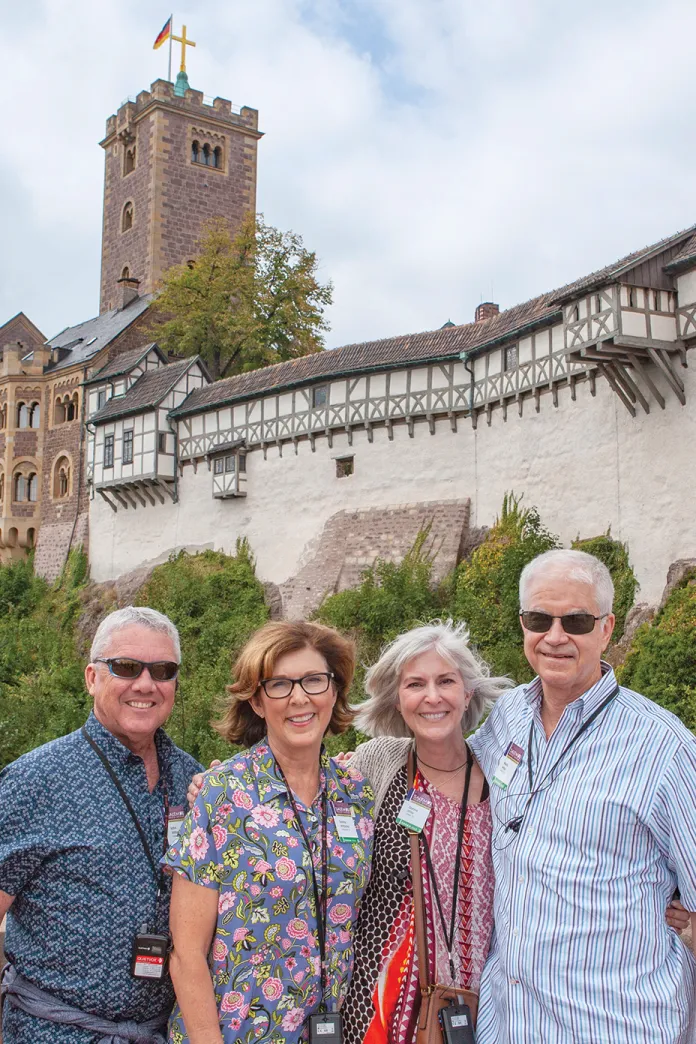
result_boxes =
[83,710,174,778]
[250,737,332,805]
[523,661,617,721]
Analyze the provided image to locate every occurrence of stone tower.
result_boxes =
[99,78,261,313]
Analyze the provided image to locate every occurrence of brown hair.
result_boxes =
[214,621,356,747]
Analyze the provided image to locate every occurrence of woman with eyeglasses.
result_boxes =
[162,621,374,1044]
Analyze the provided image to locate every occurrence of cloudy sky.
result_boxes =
[2,0,695,349]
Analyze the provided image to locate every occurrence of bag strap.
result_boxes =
[408,748,431,993]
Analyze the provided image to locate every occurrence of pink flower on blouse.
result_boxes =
[251,805,280,828]
[229,1018,242,1030]
[275,857,296,880]
[255,859,272,874]
[232,790,253,809]
[282,1007,306,1032]
[287,918,309,939]
[358,816,374,840]
[188,826,209,861]
[250,884,261,896]
[270,886,283,897]
[233,927,250,942]
[329,903,351,925]
[212,939,228,962]
[212,824,227,850]
[219,892,236,913]
[220,991,243,1013]
[262,977,284,1001]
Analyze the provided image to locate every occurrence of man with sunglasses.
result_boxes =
[0,606,203,1043]
[469,548,696,1044]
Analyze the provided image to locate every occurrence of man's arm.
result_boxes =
[0,888,14,921]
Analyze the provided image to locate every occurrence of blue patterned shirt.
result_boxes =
[469,666,696,1044]
[162,738,375,1044]
[0,712,202,1044]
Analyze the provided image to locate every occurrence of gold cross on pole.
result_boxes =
[171,24,196,73]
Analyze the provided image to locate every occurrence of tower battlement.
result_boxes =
[101,79,259,145]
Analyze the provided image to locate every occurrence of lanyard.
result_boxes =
[418,749,473,985]
[82,726,168,896]
[275,758,330,1008]
[507,684,620,833]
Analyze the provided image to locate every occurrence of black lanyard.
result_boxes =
[275,759,330,1008]
[82,726,168,896]
[506,685,620,833]
[418,749,473,985]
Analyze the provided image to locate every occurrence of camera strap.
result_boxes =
[275,757,330,1009]
[82,726,167,894]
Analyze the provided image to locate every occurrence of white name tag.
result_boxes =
[332,802,359,840]
[396,789,432,832]
[492,743,524,789]
[167,807,186,847]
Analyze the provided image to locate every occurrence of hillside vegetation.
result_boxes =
[1,497,692,771]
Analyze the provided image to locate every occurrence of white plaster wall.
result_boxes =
[89,360,696,606]
[678,271,696,305]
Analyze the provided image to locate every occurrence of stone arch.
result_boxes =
[54,395,66,424]
[213,145,223,169]
[53,454,72,499]
[30,401,41,428]
[26,527,35,548]
[27,473,38,503]
[121,265,131,280]
[122,201,134,232]
[16,401,30,428]
[0,403,6,429]
[7,527,18,548]
[191,140,200,163]
[13,472,26,502]
[124,146,136,174]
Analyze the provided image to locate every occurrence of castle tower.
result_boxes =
[99,78,261,313]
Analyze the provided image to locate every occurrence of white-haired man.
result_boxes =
[469,548,696,1043]
[0,606,203,1044]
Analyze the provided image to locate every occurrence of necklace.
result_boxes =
[416,752,468,773]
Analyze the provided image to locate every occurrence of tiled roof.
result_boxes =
[168,222,696,419]
[45,295,152,373]
[664,233,696,273]
[84,343,164,385]
[91,359,194,423]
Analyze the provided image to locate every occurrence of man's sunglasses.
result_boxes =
[94,657,180,681]
[519,611,607,636]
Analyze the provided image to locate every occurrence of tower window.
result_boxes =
[121,266,130,280]
[124,146,136,175]
[54,456,71,498]
[30,402,40,428]
[14,473,26,502]
[28,473,38,503]
[213,146,223,169]
[0,473,4,502]
[16,402,30,429]
[0,405,6,429]
[192,140,199,163]
[202,144,211,166]
[122,201,134,232]
[104,435,114,468]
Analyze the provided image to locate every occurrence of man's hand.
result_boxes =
[186,760,222,810]
[666,899,690,933]
[0,888,15,922]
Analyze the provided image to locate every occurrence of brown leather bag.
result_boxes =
[407,751,478,1044]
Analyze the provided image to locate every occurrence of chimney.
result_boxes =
[117,276,140,310]
[2,341,25,376]
[475,302,499,323]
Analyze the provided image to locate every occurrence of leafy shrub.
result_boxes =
[450,494,560,682]
[571,532,637,640]
[136,541,269,765]
[617,570,696,728]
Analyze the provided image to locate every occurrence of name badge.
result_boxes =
[167,806,186,847]
[396,788,432,832]
[492,743,524,789]
[332,801,358,840]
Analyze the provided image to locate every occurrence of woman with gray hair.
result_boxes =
[341,620,510,1044]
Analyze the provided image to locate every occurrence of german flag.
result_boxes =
[153,16,172,50]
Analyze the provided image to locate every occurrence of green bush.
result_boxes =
[571,532,637,641]
[450,494,560,682]
[136,541,269,765]
[618,570,696,728]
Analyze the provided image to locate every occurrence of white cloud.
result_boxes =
[1,0,695,348]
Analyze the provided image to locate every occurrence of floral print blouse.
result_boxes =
[162,739,375,1044]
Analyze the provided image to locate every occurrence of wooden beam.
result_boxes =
[155,479,176,503]
[610,362,650,414]
[627,353,665,409]
[98,488,118,513]
[149,482,165,504]
[616,335,685,353]
[598,362,636,416]
[138,483,157,507]
[647,348,686,404]
[127,484,148,508]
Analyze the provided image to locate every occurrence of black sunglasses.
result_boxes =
[94,657,180,681]
[519,611,607,636]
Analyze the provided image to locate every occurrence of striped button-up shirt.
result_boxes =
[469,665,696,1043]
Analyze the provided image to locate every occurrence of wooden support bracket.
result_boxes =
[98,488,118,513]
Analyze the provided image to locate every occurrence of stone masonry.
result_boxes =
[280,499,471,619]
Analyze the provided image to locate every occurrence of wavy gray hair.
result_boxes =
[519,549,615,616]
[90,606,181,663]
[354,620,511,738]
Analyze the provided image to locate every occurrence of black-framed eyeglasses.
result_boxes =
[519,611,608,636]
[259,672,335,700]
[94,657,180,681]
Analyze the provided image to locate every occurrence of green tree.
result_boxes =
[136,542,269,765]
[149,213,333,380]
[618,570,696,728]
[450,493,561,682]
[571,531,637,641]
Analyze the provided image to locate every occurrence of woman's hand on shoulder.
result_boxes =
[187,760,222,811]
[666,898,690,933]
[333,751,355,769]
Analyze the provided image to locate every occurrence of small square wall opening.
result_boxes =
[336,456,354,478]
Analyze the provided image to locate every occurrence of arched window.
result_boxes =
[202,144,211,166]
[124,146,136,174]
[0,404,6,429]
[30,402,40,428]
[7,528,18,548]
[122,201,134,232]
[121,265,130,280]
[14,473,26,502]
[0,473,4,502]
[213,146,223,169]
[28,473,38,502]
[27,528,35,549]
[191,140,199,163]
[54,457,71,499]
[54,397,66,424]
[16,402,30,428]
[66,397,77,422]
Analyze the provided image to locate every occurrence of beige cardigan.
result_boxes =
[351,736,413,816]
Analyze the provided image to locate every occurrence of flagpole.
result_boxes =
[168,15,173,82]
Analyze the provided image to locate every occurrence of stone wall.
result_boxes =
[279,499,471,619]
